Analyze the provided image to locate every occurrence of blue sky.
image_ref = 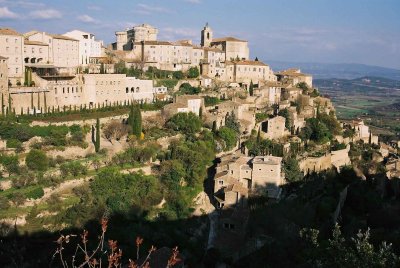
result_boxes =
[0,0,399,69]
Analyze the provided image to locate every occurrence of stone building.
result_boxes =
[225,60,276,87]
[260,116,287,140]
[64,30,103,66]
[0,56,8,114]
[214,153,284,207]
[23,40,50,66]
[206,100,255,134]
[162,94,204,119]
[8,73,156,114]
[276,68,313,88]
[25,31,79,74]
[0,28,24,85]
[113,24,158,50]
[299,145,351,174]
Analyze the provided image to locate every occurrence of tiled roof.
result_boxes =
[24,40,48,46]
[0,28,22,36]
[226,60,267,66]
[212,37,247,43]
[49,34,78,41]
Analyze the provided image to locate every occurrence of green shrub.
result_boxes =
[26,149,49,171]
[26,186,44,199]
[166,112,202,134]
[6,138,22,149]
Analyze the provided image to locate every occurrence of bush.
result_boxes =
[173,71,184,80]
[157,79,178,89]
[166,112,202,134]
[204,96,220,107]
[187,67,200,78]
[6,138,22,149]
[26,149,49,171]
[25,186,44,199]
[60,161,88,177]
[217,127,238,150]
[179,83,201,95]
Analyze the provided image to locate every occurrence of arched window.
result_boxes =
[72,87,74,93]
[67,87,69,93]
[136,87,140,93]
[63,87,65,94]
[126,87,129,93]
[131,87,134,93]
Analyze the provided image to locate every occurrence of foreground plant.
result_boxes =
[51,218,181,268]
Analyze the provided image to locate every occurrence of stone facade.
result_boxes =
[8,74,156,114]
[299,145,351,174]
[0,28,24,84]
[260,116,287,140]
[64,30,103,66]
[0,56,8,114]
[276,68,313,88]
[25,31,79,73]
[214,154,284,207]
[162,95,204,119]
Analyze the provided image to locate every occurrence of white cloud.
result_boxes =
[0,6,18,19]
[77,14,98,24]
[0,0,44,8]
[135,3,172,15]
[30,9,62,19]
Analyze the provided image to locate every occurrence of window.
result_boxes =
[126,87,129,93]
[131,87,134,93]
[219,180,224,185]
[136,87,140,93]
[63,87,65,93]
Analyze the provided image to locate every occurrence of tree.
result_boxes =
[278,108,291,129]
[166,112,202,134]
[128,105,142,138]
[217,127,237,150]
[187,66,200,78]
[94,118,101,153]
[179,83,201,95]
[249,80,254,96]
[284,157,303,183]
[0,154,20,175]
[26,149,49,171]
[225,111,240,134]
[173,71,184,80]
[212,121,217,133]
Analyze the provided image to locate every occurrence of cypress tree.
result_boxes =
[95,118,101,153]
[8,94,12,114]
[43,92,47,112]
[1,93,4,116]
[129,105,142,138]
[212,121,217,133]
[249,80,254,96]
[199,106,203,117]
[257,127,261,143]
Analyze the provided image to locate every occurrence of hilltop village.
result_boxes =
[0,24,399,266]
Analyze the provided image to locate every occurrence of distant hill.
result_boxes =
[265,60,400,80]
[314,76,400,92]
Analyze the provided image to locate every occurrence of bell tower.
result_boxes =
[201,23,213,47]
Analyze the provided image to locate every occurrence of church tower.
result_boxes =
[201,23,213,47]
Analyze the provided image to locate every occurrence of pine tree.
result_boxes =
[249,81,254,96]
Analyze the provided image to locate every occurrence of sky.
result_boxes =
[0,0,399,69]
